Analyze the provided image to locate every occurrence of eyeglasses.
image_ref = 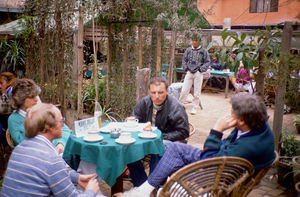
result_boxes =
[57,117,65,123]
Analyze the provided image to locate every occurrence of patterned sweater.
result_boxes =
[182,46,210,73]
[0,135,95,197]
[8,110,70,146]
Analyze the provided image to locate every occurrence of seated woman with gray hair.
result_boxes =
[8,78,70,153]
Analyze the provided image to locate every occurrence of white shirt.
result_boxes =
[236,129,250,140]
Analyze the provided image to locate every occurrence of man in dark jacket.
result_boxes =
[128,76,189,186]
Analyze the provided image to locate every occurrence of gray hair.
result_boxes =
[25,103,59,138]
[231,92,268,129]
[11,78,41,109]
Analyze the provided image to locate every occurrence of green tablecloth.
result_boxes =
[63,124,165,187]
[175,68,234,76]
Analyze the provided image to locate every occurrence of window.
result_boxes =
[250,0,278,13]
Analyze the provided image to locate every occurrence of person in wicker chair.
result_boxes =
[115,92,276,197]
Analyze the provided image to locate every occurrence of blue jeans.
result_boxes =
[127,140,173,186]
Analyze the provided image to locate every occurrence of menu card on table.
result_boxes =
[74,117,100,137]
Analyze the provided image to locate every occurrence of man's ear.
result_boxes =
[237,118,246,126]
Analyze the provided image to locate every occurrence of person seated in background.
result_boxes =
[116,92,276,197]
[0,72,17,135]
[1,103,100,196]
[8,78,71,154]
[230,62,255,94]
[210,54,222,70]
[127,76,189,187]
[208,54,225,89]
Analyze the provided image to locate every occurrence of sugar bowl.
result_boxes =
[110,128,121,138]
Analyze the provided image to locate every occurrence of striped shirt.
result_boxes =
[0,135,95,197]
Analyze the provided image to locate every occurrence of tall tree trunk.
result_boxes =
[121,22,128,114]
[106,23,112,105]
[256,41,266,99]
[55,8,65,116]
[77,6,84,117]
[92,10,98,102]
[150,25,157,71]
[156,22,162,76]
[138,24,143,69]
[273,22,292,151]
[168,30,177,84]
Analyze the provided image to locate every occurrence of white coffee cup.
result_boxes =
[119,132,131,141]
[125,116,138,126]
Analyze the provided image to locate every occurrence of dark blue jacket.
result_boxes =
[201,123,275,169]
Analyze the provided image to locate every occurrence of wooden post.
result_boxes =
[121,22,128,113]
[106,23,112,105]
[273,22,292,151]
[168,30,177,84]
[156,22,162,76]
[77,6,84,117]
[136,68,150,103]
[138,24,143,69]
[92,10,98,101]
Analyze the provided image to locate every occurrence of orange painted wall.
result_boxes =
[198,0,300,26]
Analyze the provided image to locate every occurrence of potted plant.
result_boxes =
[277,132,299,189]
[292,156,300,185]
[294,114,300,134]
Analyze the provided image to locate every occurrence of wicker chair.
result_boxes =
[238,151,279,196]
[6,129,15,149]
[159,156,255,197]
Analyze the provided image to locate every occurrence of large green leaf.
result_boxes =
[236,52,243,62]
[221,29,229,41]
[241,33,246,42]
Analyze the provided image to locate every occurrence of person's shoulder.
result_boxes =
[8,111,22,122]
[166,95,183,108]
[19,137,60,160]
[139,95,151,103]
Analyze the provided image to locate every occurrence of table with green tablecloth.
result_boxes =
[63,123,165,187]
[176,68,234,98]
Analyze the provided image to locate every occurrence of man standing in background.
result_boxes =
[179,35,210,114]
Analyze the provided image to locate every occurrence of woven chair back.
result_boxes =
[6,129,15,149]
[159,156,254,197]
[239,151,279,196]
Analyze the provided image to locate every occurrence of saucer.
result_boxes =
[115,137,136,145]
[87,130,100,134]
[83,135,104,142]
[123,122,139,128]
[138,132,157,139]
[99,127,111,133]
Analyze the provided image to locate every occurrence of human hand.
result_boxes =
[55,143,64,154]
[78,173,97,189]
[85,178,100,195]
[213,115,237,132]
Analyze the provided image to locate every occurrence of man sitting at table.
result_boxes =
[127,76,189,187]
[1,103,101,196]
[117,92,276,197]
